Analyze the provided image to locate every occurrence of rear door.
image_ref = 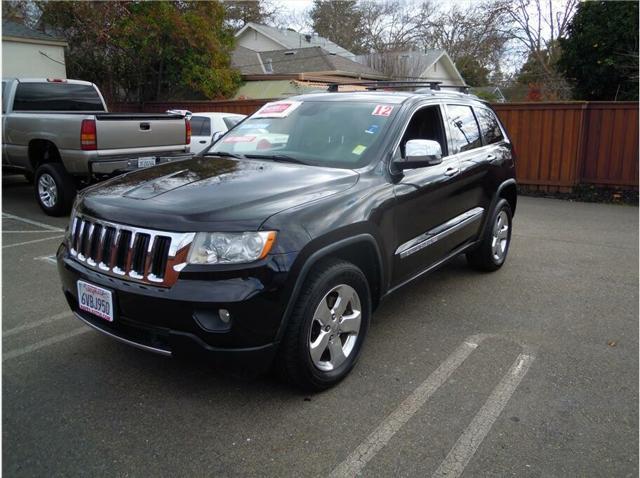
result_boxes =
[189,115,212,153]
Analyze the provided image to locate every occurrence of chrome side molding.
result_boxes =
[396,207,484,258]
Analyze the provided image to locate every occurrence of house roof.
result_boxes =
[232,46,385,79]
[355,50,466,86]
[2,20,67,45]
[235,22,356,60]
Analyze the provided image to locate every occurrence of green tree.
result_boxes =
[222,0,278,30]
[39,1,241,103]
[309,0,366,54]
[456,55,490,86]
[558,1,639,101]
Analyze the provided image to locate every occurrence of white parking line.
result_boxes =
[3,311,73,338]
[2,235,64,249]
[432,353,535,478]
[328,335,486,478]
[3,327,90,361]
[34,254,57,265]
[2,212,64,232]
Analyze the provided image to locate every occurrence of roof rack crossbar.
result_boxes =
[327,80,470,94]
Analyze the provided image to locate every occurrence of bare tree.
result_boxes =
[425,1,512,77]
[358,0,434,53]
[507,0,578,98]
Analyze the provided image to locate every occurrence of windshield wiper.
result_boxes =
[204,151,245,159]
[244,153,307,165]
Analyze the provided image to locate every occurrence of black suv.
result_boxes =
[57,88,516,390]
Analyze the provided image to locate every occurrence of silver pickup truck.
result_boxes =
[2,78,192,215]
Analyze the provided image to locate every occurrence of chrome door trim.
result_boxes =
[395,207,484,258]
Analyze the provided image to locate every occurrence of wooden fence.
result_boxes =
[493,102,638,191]
[111,99,638,190]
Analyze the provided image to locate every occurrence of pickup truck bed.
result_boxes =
[2,78,192,215]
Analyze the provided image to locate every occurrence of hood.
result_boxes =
[79,157,359,231]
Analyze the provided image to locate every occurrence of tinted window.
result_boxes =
[223,116,242,129]
[475,107,504,145]
[13,82,104,111]
[447,105,482,153]
[398,105,447,157]
[190,116,211,136]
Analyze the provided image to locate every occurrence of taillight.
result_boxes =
[185,118,191,144]
[81,119,97,151]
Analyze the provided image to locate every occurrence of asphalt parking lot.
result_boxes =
[2,174,638,477]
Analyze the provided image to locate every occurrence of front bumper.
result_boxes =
[57,243,296,372]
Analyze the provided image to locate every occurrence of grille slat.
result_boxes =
[68,214,192,287]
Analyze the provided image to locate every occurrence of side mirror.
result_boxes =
[211,131,224,143]
[395,139,443,170]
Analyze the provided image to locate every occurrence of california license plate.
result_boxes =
[77,280,114,322]
[138,156,156,168]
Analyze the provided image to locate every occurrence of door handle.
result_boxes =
[444,167,460,177]
[199,140,207,143]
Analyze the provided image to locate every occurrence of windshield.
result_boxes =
[208,100,398,168]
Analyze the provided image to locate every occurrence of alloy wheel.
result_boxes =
[38,173,58,208]
[308,284,362,371]
[491,210,509,262]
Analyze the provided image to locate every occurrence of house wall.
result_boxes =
[236,30,283,52]
[421,59,462,86]
[2,40,66,78]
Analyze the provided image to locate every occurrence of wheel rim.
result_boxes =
[308,284,362,372]
[37,173,58,208]
[491,210,509,262]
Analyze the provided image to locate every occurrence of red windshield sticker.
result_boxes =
[254,101,302,118]
[222,135,256,143]
[372,105,394,117]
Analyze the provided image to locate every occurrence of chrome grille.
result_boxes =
[69,215,195,287]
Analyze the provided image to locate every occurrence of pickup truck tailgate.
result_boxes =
[95,114,186,150]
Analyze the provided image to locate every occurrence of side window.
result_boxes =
[223,116,242,130]
[190,116,211,136]
[398,105,447,158]
[446,105,482,153]
[475,107,504,145]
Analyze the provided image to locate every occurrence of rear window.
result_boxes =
[13,82,104,111]
[475,107,504,145]
[190,116,211,136]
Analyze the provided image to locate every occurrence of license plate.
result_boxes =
[138,156,156,168]
[77,280,114,322]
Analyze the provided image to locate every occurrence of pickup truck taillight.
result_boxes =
[81,119,97,151]
[185,117,191,145]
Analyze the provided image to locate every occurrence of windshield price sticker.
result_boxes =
[222,135,256,143]
[254,101,302,118]
[372,105,394,117]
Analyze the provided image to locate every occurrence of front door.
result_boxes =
[390,104,476,286]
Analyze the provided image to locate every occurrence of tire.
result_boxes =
[34,163,76,216]
[466,198,513,272]
[275,259,371,391]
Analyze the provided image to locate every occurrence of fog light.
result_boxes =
[219,309,231,324]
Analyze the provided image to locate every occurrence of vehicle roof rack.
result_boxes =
[327,80,470,94]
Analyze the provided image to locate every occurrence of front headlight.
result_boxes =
[186,231,277,265]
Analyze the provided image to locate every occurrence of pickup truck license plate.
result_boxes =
[77,280,114,322]
[138,157,156,168]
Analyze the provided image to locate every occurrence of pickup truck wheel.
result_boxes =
[276,259,371,391]
[466,198,512,271]
[34,163,76,216]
